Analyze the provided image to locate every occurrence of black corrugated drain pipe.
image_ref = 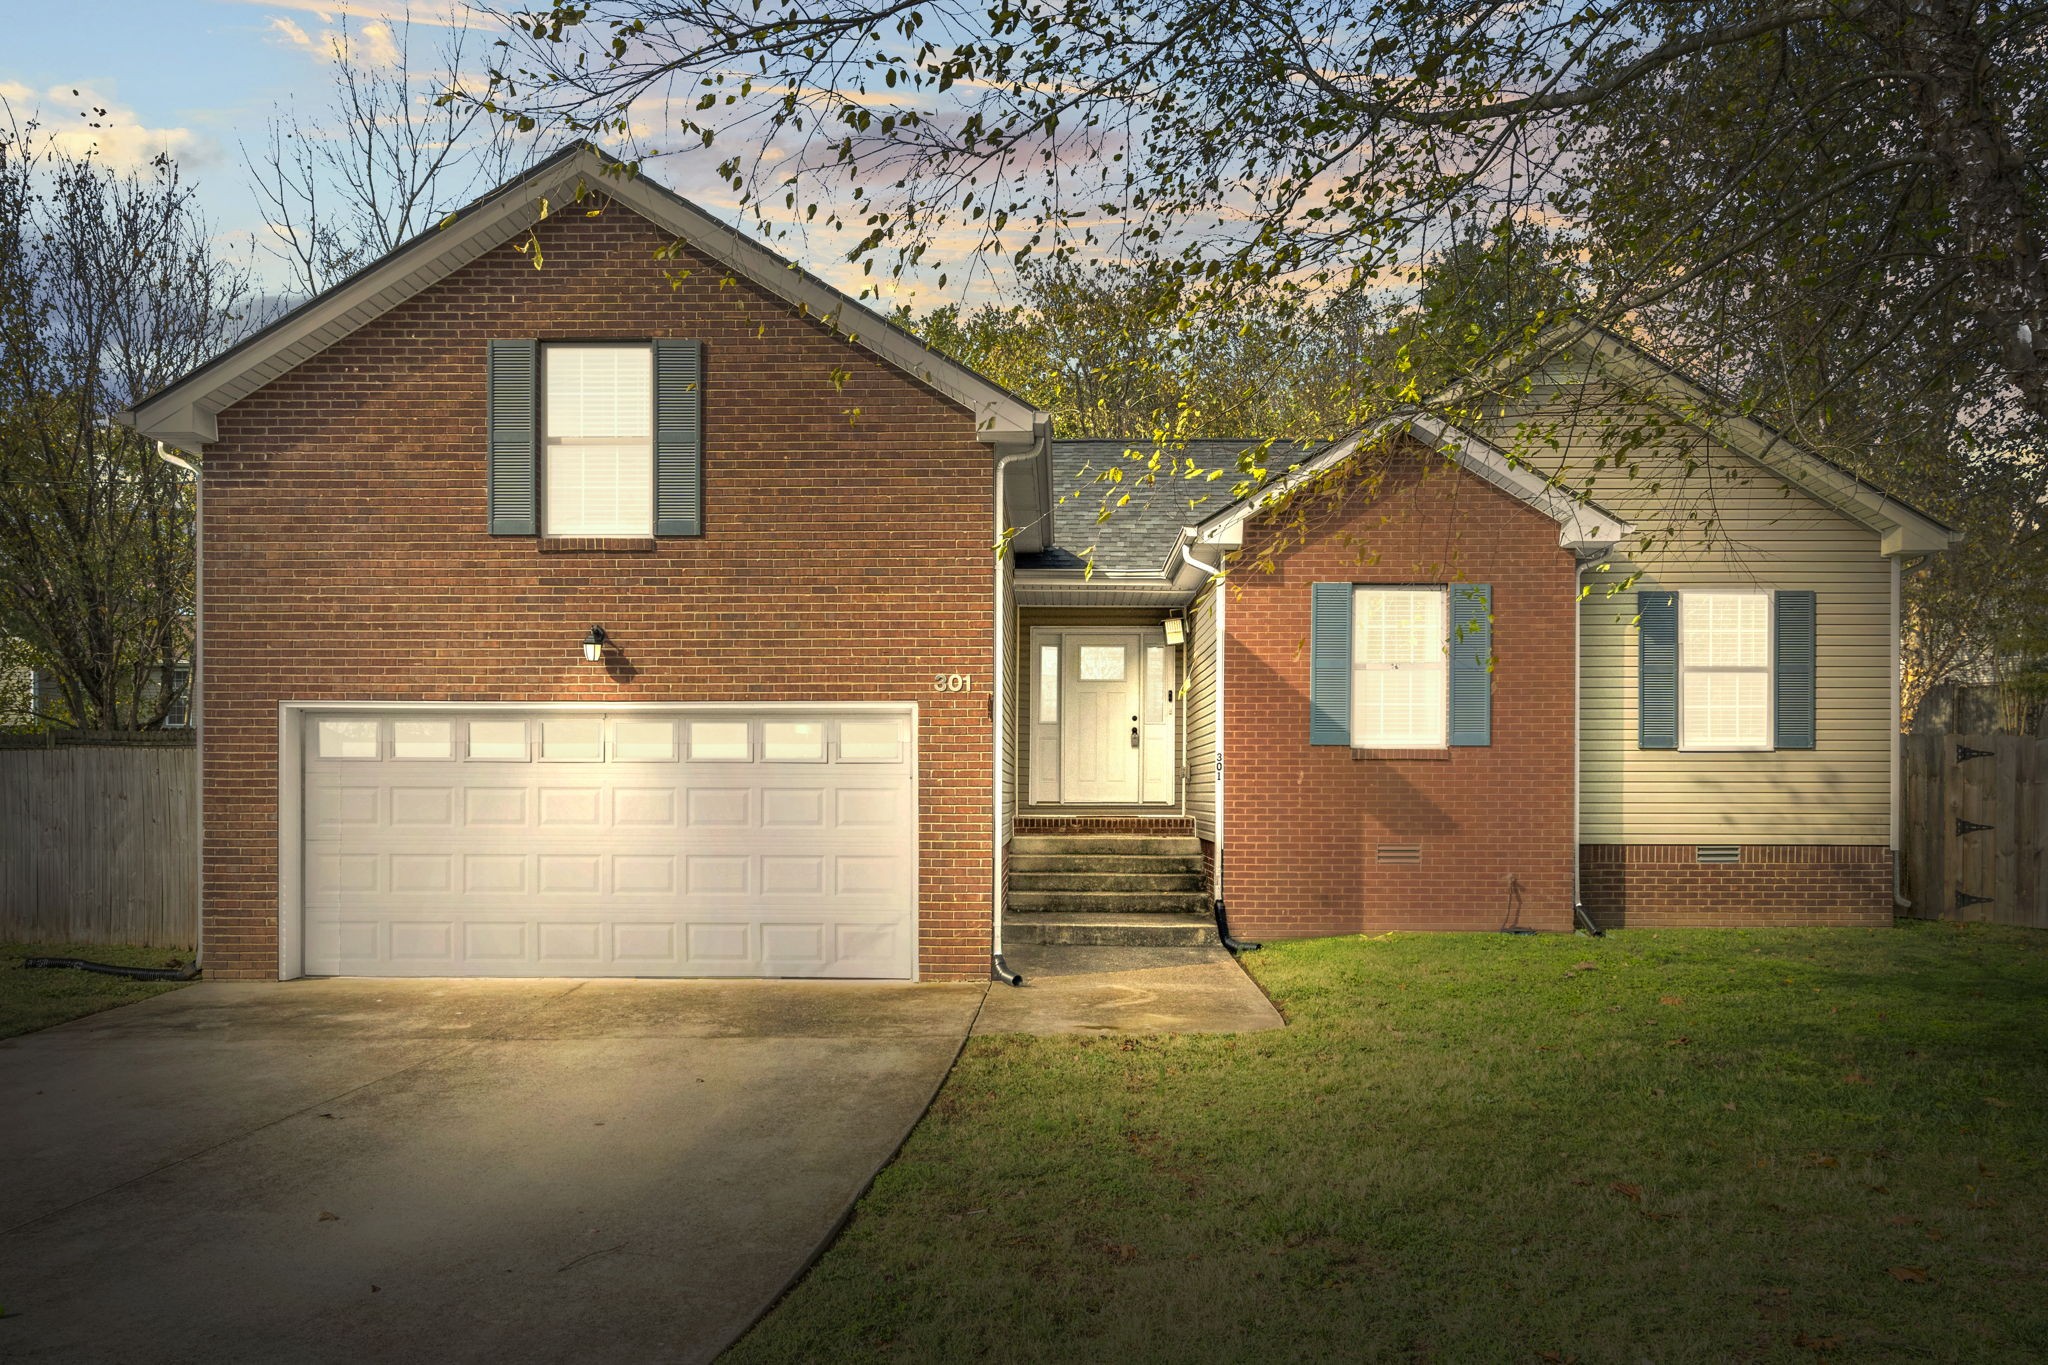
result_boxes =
[1214,899,1260,954]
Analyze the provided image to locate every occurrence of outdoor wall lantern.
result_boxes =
[582,626,610,663]
[1162,617,1186,646]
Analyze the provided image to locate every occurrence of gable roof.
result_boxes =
[117,142,1047,459]
[1537,325,1955,557]
[1193,414,1634,557]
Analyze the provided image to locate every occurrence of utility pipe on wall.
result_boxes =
[991,446,1036,986]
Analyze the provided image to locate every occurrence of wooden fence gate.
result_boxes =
[1899,733,2047,928]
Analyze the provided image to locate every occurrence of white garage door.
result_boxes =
[298,707,917,979]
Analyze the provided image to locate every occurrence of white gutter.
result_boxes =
[992,445,1039,986]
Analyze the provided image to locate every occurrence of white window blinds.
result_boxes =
[1351,588,1448,748]
[543,345,653,536]
[1680,591,1772,749]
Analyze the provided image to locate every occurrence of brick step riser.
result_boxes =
[1010,872,1207,893]
[1009,836,1203,857]
[1007,890,1213,914]
[1007,854,1204,875]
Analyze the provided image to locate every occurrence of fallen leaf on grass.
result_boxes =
[1867,1184,1889,1194]
[1723,1101,1738,1111]
[1793,1331,1843,1352]
[317,1211,339,1222]
[1658,995,1684,1006]
[1102,1243,1138,1263]
[1610,1182,1642,1202]
[1538,1352,1580,1363]
[1984,1097,2010,1109]
[1804,1153,1840,1169]
[1842,1073,1871,1085]
[1886,1215,1918,1226]
[1887,1265,1931,1284]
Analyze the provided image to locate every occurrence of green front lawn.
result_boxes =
[732,923,2048,1363]
[0,942,194,1040]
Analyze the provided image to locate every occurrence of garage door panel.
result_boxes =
[300,708,917,979]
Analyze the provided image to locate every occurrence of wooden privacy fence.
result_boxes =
[0,741,197,947]
[1900,733,2048,928]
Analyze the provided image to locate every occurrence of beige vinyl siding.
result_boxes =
[1184,588,1218,842]
[1495,391,1892,845]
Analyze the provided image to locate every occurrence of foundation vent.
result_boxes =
[1376,844,1423,865]
[1695,845,1742,865]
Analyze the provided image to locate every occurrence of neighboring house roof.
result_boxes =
[1025,439,1322,578]
[117,141,1048,459]
[1192,414,1633,558]
[1536,325,1956,557]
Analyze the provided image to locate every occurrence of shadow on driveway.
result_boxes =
[0,976,984,1364]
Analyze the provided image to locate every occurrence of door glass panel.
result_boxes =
[467,720,529,760]
[688,721,752,761]
[1144,645,1166,724]
[1038,643,1059,725]
[540,717,604,761]
[839,719,904,761]
[763,721,825,761]
[1078,645,1126,681]
[316,719,379,759]
[612,719,676,761]
[391,720,453,760]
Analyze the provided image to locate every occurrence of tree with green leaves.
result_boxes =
[0,119,250,729]
[476,0,2044,704]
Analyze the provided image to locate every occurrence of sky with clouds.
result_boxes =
[1,0,904,301]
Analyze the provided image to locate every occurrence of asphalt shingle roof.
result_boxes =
[1031,439,1323,577]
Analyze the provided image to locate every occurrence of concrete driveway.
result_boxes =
[0,976,984,1364]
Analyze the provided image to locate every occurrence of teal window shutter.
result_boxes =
[1638,591,1679,749]
[1773,590,1816,749]
[1310,582,1351,746]
[486,340,538,535]
[654,338,703,536]
[1448,583,1492,746]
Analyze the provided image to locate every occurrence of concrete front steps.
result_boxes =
[1005,831,1216,948]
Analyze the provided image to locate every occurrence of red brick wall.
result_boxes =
[1221,447,1580,936]
[1579,845,1892,928]
[200,205,995,980]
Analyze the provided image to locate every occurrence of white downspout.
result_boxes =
[1890,554,1909,910]
[1179,544,1246,947]
[159,443,204,973]
[992,445,1036,986]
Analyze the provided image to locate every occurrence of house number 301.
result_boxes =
[933,674,973,693]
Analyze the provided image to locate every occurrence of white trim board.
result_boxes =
[120,143,1046,455]
[1194,412,1634,557]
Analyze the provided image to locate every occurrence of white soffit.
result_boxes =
[119,143,1044,455]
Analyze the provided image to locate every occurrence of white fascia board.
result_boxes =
[119,144,1045,452]
[1192,414,1632,555]
[1571,330,1954,556]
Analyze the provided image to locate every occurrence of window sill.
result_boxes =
[1351,747,1451,761]
[536,537,657,554]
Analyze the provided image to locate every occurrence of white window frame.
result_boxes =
[541,342,654,537]
[1677,589,1775,753]
[1350,586,1449,750]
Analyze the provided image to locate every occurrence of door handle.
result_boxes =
[1131,725,1140,748]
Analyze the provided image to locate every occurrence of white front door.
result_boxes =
[1060,634,1142,803]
